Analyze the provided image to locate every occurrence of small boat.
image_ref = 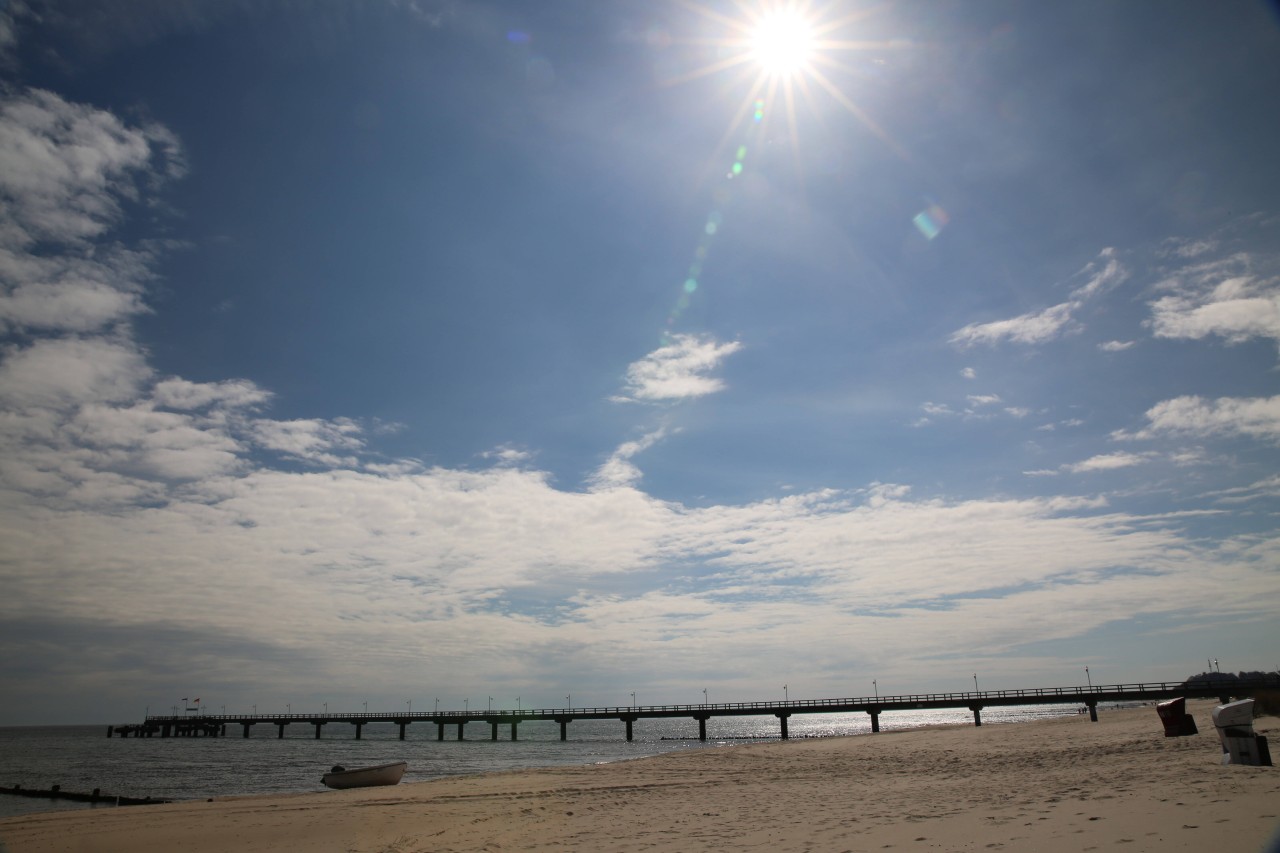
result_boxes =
[321,761,408,789]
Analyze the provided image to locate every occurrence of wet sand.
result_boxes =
[1,700,1276,852]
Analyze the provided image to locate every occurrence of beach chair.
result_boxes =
[1212,699,1273,766]
[1155,697,1198,737]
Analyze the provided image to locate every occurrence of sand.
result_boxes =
[1,701,1277,853]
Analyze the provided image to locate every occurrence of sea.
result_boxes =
[0,704,1081,819]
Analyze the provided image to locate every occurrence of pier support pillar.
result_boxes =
[437,722,445,741]
[559,718,568,741]
[458,722,466,741]
[277,723,285,739]
[242,723,252,738]
[398,722,406,740]
[354,723,363,740]
[868,709,881,733]
[623,716,636,742]
[970,705,983,727]
[696,715,708,741]
[491,721,499,741]
[107,726,114,738]
[314,723,322,739]
[776,713,790,740]
[511,721,519,741]
[1086,701,1098,723]
[162,724,172,738]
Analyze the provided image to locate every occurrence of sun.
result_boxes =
[750,8,816,78]
[666,1,907,163]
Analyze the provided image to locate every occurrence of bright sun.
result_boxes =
[667,1,904,164]
[750,9,816,77]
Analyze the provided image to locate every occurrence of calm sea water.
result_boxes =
[0,705,1079,819]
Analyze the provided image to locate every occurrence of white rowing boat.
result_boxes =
[321,761,408,789]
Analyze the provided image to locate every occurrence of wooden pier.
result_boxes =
[112,677,1278,743]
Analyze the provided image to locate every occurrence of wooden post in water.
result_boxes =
[490,720,498,741]
[457,721,466,741]
[354,722,363,740]
[398,721,406,740]
[622,715,636,742]
[776,712,790,740]
[277,723,285,739]
[970,705,983,727]
[558,717,569,741]
[436,721,445,741]
[695,714,708,741]
[511,720,519,741]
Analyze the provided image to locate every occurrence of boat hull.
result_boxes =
[321,761,408,789]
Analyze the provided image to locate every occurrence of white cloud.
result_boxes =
[960,367,976,379]
[949,248,1126,348]
[966,394,1002,407]
[589,427,668,491]
[1147,248,1280,346]
[480,444,533,466]
[1063,451,1154,473]
[950,301,1074,347]
[1115,395,1280,444]
[250,417,365,466]
[152,377,272,411]
[1099,340,1135,352]
[0,89,183,249]
[0,337,150,409]
[613,334,742,403]
[1068,248,1127,301]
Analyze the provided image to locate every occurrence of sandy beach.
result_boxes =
[1,701,1276,853]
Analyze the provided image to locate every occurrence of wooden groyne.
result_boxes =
[115,677,1280,744]
[0,784,168,806]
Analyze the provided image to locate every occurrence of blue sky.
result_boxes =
[1,0,1277,724]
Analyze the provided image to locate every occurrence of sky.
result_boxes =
[0,0,1278,725]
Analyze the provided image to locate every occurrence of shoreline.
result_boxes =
[1,701,1277,852]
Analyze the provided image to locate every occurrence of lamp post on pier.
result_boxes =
[465,698,469,713]
[566,694,571,709]
[784,684,788,702]
[287,703,291,715]
[488,697,493,712]
[1085,667,1092,690]
[435,698,440,713]
[973,674,979,694]
[873,680,878,699]
[406,699,412,715]
[631,692,636,708]
[516,697,521,711]
[703,688,708,707]
[323,702,328,715]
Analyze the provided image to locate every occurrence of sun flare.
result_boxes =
[751,8,816,77]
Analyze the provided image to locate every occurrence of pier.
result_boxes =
[113,677,1278,743]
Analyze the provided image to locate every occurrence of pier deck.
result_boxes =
[114,677,1278,743]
